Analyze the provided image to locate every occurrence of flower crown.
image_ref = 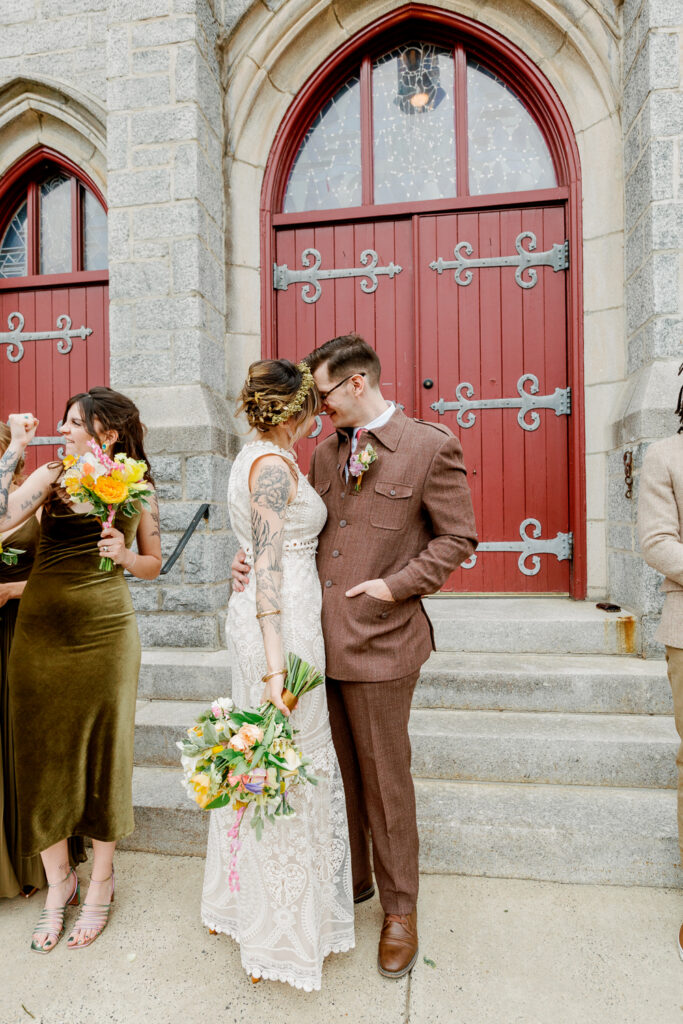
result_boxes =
[257,361,315,426]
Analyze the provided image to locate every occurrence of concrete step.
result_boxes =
[122,767,680,887]
[138,648,671,716]
[138,649,230,701]
[424,597,640,656]
[134,699,207,768]
[409,709,678,789]
[134,700,678,789]
[416,652,672,715]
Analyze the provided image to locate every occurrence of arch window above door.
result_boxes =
[283,39,557,213]
[0,163,107,279]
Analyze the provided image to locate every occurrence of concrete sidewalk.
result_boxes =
[0,851,681,1024]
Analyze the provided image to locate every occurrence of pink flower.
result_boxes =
[228,733,249,752]
[239,723,264,748]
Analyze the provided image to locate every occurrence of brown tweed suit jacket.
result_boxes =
[308,407,477,681]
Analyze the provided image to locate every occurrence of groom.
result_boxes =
[233,334,477,977]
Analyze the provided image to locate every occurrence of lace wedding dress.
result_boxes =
[201,440,355,990]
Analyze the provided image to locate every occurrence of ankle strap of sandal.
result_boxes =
[47,867,75,888]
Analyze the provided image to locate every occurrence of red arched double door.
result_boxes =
[262,9,585,597]
[0,148,109,473]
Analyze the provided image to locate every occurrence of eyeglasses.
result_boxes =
[318,372,366,402]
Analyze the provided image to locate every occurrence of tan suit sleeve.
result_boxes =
[638,443,683,585]
[384,434,478,601]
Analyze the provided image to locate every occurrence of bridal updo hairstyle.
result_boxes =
[238,359,320,434]
[61,386,155,485]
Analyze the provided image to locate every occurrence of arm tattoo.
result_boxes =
[0,447,22,520]
[250,462,288,643]
[149,498,161,539]
[251,464,290,514]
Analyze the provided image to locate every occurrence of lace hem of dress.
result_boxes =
[200,916,355,992]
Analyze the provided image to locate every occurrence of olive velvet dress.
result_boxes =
[1,516,85,897]
[7,497,141,857]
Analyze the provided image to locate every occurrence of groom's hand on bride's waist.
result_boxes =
[231,548,251,592]
[345,578,395,602]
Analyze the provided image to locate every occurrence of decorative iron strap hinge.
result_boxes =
[28,435,65,457]
[431,374,571,431]
[430,231,569,289]
[462,519,573,576]
[0,312,92,362]
[273,247,402,304]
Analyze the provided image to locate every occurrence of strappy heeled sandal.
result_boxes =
[67,869,115,950]
[30,867,80,954]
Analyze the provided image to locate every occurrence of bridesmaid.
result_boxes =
[0,424,86,900]
[0,388,162,952]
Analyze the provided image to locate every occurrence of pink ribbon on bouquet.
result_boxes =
[227,805,246,893]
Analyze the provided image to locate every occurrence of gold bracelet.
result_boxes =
[262,668,286,683]
[256,609,281,619]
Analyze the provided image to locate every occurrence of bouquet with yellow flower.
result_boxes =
[0,539,25,566]
[61,440,152,571]
[177,651,325,891]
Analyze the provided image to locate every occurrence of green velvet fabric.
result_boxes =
[8,501,141,857]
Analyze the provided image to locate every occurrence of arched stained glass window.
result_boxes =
[373,43,456,205]
[282,40,557,212]
[467,61,556,195]
[283,75,361,213]
[0,162,108,279]
[0,202,27,278]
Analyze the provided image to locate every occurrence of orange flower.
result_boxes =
[81,474,95,489]
[93,474,129,504]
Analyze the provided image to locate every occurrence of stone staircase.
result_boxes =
[122,598,681,887]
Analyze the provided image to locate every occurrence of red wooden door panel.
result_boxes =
[273,204,570,594]
[417,205,569,593]
[274,219,414,469]
[0,282,109,474]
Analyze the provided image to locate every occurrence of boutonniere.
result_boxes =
[348,439,378,493]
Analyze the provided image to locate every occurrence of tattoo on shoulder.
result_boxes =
[252,464,290,514]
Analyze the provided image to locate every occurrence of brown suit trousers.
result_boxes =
[326,671,420,916]
[665,646,683,862]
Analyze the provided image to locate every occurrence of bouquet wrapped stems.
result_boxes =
[281,651,326,711]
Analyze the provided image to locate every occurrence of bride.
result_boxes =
[201,359,354,990]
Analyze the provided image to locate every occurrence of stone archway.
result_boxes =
[222,0,625,600]
[0,77,107,194]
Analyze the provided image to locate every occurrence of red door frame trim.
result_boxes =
[260,4,586,599]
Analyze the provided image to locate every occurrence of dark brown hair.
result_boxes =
[237,360,320,434]
[61,387,154,484]
[306,333,382,387]
[0,422,25,485]
[677,361,683,434]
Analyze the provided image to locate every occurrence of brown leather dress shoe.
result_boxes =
[377,909,418,978]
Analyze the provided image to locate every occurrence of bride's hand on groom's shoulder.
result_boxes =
[231,548,251,592]
[345,578,395,602]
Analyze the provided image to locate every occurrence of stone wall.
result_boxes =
[105,0,236,649]
[608,0,683,656]
[0,0,107,104]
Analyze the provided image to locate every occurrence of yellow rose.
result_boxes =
[93,474,129,504]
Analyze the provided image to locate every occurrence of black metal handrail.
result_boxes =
[126,502,210,579]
